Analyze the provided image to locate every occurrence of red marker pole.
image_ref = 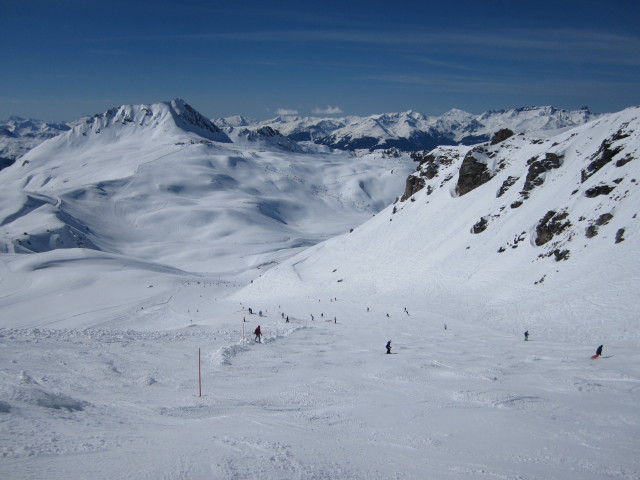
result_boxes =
[198,348,202,397]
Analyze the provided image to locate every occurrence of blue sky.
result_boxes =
[1,0,639,121]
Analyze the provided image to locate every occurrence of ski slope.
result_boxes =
[0,101,638,479]
[1,286,638,479]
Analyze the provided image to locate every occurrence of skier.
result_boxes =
[524,330,529,341]
[254,325,262,343]
[592,344,603,359]
[386,340,392,354]
[286,315,289,323]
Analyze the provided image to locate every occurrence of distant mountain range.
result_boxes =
[215,106,599,152]
[1,105,599,170]
[0,117,72,169]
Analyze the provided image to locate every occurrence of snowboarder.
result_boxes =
[254,325,262,343]
[592,344,603,359]
[248,307,253,314]
[524,330,529,341]
[386,340,392,354]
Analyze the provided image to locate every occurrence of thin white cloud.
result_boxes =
[312,105,343,115]
[276,108,299,116]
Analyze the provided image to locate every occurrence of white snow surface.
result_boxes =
[0,101,639,480]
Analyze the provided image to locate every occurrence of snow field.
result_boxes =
[0,267,639,479]
[1,101,639,479]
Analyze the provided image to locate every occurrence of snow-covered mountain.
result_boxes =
[0,116,71,169]
[1,100,639,479]
[236,106,640,344]
[216,105,599,152]
[0,99,414,275]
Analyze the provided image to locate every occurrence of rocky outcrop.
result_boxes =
[535,210,571,246]
[509,153,563,208]
[497,176,519,198]
[584,184,616,198]
[585,213,614,238]
[581,126,631,182]
[490,128,515,145]
[523,153,563,192]
[455,147,494,196]
[472,216,489,234]
[400,175,426,201]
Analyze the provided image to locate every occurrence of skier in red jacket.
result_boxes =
[254,325,262,343]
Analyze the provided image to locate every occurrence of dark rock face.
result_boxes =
[585,213,614,238]
[410,152,439,179]
[455,147,493,196]
[490,128,515,145]
[523,153,563,193]
[616,155,634,167]
[400,150,460,201]
[535,210,571,246]
[472,216,489,234]
[256,126,280,137]
[593,212,613,226]
[584,184,616,197]
[585,225,599,238]
[497,176,519,198]
[552,249,570,261]
[400,175,426,202]
[615,228,626,243]
[581,127,631,182]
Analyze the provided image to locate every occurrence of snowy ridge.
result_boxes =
[237,107,640,344]
[216,105,600,152]
[63,98,231,145]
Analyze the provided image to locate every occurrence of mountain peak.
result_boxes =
[167,98,231,142]
[69,100,231,144]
